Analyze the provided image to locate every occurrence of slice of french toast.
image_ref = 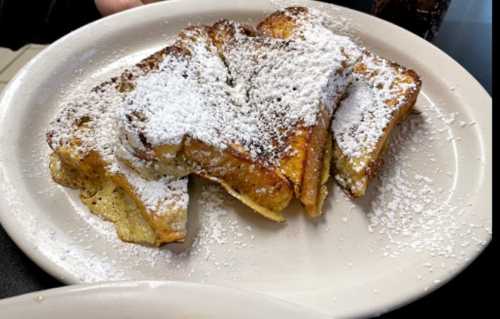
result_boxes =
[256,7,361,216]
[331,50,422,197]
[119,7,362,219]
[47,78,189,246]
[119,24,293,222]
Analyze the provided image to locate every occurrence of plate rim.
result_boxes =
[0,280,329,318]
[0,0,491,317]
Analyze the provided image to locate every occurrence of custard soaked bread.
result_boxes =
[119,7,362,219]
[331,51,421,197]
[47,78,189,246]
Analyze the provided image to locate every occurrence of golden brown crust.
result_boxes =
[50,147,187,246]
[182,138,293,216]
[299,108,331,217]
[209,19,256,50]
[332,55,422,198]
[49,153,163,245]
[257,7,309,39]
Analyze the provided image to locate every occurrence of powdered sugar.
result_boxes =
[121,32,230,150]
[332,81,378,160]
[189,184,255,263]
[119,162,188,215]
[332,53,418,161]
[365,102,490,259]
[47,83,124,168]
[120,10,362,165]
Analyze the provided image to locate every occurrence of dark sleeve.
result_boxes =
[0,0,102,50]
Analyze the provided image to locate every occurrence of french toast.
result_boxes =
[119,7,362,219]
[331,50,421,197]
[47,6,423,247]
[47,79,189,246]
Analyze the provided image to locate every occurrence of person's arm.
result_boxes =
[0,0,152,50]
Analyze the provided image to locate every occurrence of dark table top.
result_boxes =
[0,0,492,317]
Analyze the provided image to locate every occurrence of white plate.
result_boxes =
[0,281,327,318]
[0,0,491,317]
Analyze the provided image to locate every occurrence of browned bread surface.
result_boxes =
[119,7,362,218]
[331,50,422,197]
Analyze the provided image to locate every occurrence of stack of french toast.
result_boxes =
[47,7,421,246]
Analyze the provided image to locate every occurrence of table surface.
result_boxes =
[0,0,492,316]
